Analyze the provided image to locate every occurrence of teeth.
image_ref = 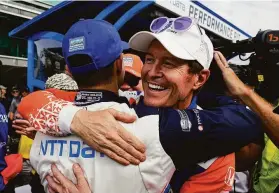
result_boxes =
[148,83,165,90]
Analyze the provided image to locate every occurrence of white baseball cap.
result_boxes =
[129,17,214,69]
[0,85,7,90]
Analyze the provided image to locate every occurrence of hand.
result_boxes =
[12,119,36,139]
[214,51,251,97]
[46,164,91,193]
[71,108,146,166]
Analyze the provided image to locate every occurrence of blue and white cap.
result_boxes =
[63,19,129,74]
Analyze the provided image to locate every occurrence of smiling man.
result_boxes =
[17,17,262,193]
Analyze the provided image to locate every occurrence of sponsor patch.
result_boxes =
[123,57,133,67]
[176,110,192,132]
[69,36,85,52]
[225,166,235,187]
[75,91,102,106]
[193,109,204,131]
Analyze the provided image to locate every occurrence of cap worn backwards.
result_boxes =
[63,19,129,75]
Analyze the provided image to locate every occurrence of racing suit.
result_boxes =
[18,89,263,193]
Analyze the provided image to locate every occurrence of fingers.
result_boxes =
[12,124,26,132]
[214,51,227,71]
[72,164,88,187]
[108,108,146,157]
[108,108,136,123]
[48,186,56,193]
[100,136,141,165]
[15,130,27,136]
[26,127,36,132]
[117,126,146,156]
[46,175,63,193]
[101,148,130,165]
[51,164,71,185]
[13,119,31,127]
[217,51,228,65]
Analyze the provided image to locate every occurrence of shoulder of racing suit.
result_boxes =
[134,94,263,169]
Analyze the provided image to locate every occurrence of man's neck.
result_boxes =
[79,83,119,96]
[174,93,195,110]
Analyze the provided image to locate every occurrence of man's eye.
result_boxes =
[164,61,175,68]
[145,57,154,64]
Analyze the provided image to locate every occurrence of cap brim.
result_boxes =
[121,41,130,50]
[129,31,195,61]
[125,68,141,78]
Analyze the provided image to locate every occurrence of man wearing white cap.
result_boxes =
[17,18,262,193]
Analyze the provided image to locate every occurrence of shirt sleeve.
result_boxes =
[17,90,78,136]
[158,97,263,169]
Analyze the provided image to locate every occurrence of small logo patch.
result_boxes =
[225,166,235,187]
[123,57,133,67]
[75,91,102,106]
[176,110,192,132]
[69,36,85,52]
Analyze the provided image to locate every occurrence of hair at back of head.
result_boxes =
[45,73,79,91]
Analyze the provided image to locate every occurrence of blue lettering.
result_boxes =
[40,140,107,158]
[57,140,67,156]
[48,140,57,156]
[40,141,48,155]
[100,152,105,157]
[81,146,95,158]
[0,115,8,123]
[70,141,81,157]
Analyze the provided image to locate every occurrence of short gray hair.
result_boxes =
[45,73,78,91]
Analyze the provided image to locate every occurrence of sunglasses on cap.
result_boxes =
[150,16,203,35]
[124,73,140,87]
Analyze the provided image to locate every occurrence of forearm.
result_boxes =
[235,143,263,172]
[240,89,279,146]
[17,91,75,136]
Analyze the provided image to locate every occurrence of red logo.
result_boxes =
[224,166,235,186]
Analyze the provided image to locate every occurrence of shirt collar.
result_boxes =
[188,96,197,109]
[74,89,129,107]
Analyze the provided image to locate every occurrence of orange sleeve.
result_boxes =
[45,88,77,101]
[180,154,235,193]
[18,89,77,136]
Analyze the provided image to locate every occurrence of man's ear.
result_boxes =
[115,53,124,75]
[193,69,210,91]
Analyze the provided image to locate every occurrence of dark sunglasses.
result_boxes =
[124,74,140,87]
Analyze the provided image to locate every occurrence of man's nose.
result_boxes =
[121,83,132,91]
[148,63,163,79]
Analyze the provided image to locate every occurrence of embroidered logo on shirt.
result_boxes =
[224,166,235,187]
[75,91,103,106]
[176,110,192,132]
[193,109,203,131]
